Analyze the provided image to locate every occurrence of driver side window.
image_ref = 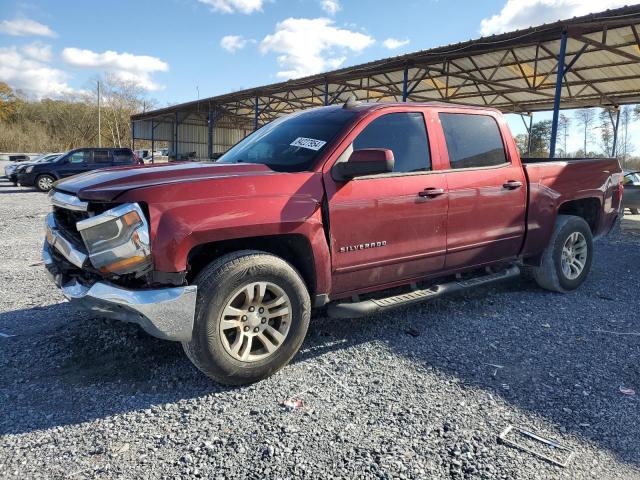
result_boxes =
[353,112,431,173]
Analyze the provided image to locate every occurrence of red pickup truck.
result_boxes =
[43,102,623,385]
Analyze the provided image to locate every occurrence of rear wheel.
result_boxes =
[531,215,593,293]
[630,208,640,215]
[183,250,311,385]
[35,174,55,192]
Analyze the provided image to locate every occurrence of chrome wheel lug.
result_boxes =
[261,318,266,324]
[253,327,259,333]
[243,326,249,332]
[248,306,255,312]
[241,315,247,322]
[258,307,264,314]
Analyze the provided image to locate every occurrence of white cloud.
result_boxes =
[0,46,73,98]
[382,37,410,50]
[22,42,53,62]
[320,0,341,15]
[0,18,56,37]
[480,0,628,36]
[61,48,169,90]
[260,17,374,79]
[198,0,263,14]
[220,35,248,53]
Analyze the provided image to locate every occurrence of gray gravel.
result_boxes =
[1,171,639,479]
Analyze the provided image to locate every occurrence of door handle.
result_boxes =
[418,187,446,198]
[503,180,523,190]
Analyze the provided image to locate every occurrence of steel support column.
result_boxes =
[549,30,568,159]
[151,120,155,164]
[324,78,329,106]
[527,113,533,155]
[402,64,409,102]
[131,122,135,150]
[207,109,214,160]
[254,95,259,131]
[175,112,179,160]
[611,108,621,157]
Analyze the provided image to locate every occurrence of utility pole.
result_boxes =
[97,80,101,148]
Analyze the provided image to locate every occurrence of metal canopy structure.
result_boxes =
[132,5,640,159]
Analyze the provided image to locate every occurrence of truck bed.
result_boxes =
[520,157,622,257]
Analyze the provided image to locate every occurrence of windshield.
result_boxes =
[37,154,61,163]
[217,106,356,172]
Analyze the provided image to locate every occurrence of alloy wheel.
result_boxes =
[561,231,588,280]
[218,281,291,362]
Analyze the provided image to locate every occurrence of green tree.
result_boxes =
[598,109,614,157]
[529,120,552,157]
[0,82,18,122]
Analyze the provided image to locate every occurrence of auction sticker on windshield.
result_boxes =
[290,137,327,151]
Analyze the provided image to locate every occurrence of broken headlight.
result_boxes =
[76,203,151,275]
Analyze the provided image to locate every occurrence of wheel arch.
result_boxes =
[187,234,317,298]
[557,197,601,233]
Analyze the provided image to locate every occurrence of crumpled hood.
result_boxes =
[53,162,278,201]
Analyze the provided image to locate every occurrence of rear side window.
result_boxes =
[91,149,111,164]
[439,113,507,169]
[353,112,430,173]
[113,149,133,164]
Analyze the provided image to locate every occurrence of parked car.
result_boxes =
[623,171,640,214]
[17,147,138,192]
[42,102,623,385]
[5,153,63,185]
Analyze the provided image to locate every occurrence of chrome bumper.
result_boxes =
[43,236,197,342]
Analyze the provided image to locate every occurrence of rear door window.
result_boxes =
[353,112,431,173]
[91,149,112,165]
[439,113,507,169]
[113,149,134,164]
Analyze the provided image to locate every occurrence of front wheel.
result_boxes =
[531,215,593,293]
[629,208,640,215]
[35,174,55,192]
[183,250,311,385]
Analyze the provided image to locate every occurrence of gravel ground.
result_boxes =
[1,170,639,480]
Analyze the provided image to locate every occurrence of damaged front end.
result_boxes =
[43,190,196,342]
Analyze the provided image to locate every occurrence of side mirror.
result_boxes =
[333,148,394,180]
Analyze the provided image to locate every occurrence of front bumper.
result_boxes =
[16,172,37,186]
[43,214,197,342]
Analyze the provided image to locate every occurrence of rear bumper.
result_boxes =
[43,215,197,342]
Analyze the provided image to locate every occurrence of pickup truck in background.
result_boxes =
[42,101,623,385]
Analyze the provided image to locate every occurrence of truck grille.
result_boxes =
[52,206,88,247]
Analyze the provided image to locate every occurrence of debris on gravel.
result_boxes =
[1,176,639,479]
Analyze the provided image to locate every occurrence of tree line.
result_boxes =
[0,76,154,153]
[514,106,640,170]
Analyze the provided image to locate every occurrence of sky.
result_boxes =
[0,0,639,154]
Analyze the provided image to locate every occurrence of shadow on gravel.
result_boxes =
[1,240,638,467]
[0,304,228,437]
[0,186,39,194]
[298,240,640,466]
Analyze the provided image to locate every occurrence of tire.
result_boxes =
[532,215,593,293]
[630,208,640,215]
[35,174,55,192]
[182,250,311,385]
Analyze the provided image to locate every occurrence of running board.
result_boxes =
[327,265,520,319]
